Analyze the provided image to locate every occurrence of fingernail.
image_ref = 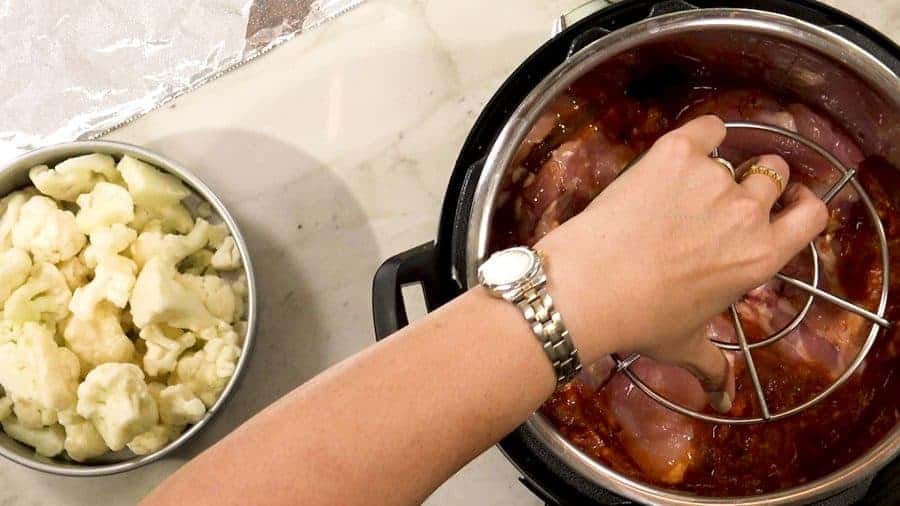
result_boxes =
[708,390,733,413]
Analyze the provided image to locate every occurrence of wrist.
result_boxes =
[465,287,559,393]
[535,235,625,366]
[476,246,583,388]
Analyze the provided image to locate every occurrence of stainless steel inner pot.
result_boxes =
[0,141,258,476]
[465,9,900,505]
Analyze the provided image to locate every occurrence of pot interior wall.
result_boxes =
[572,29,898,163]
[663,29,897,164]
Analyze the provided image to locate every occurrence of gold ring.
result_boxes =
[741,164,784,193]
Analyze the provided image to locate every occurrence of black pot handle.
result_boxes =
[372,241,444,341]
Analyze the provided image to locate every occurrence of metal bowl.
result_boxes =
[0,141,258,476]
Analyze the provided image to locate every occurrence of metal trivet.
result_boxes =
[611,121,891,425]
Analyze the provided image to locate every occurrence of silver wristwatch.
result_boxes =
[477,246,582,388]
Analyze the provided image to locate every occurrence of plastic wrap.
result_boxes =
[0,0,364,163]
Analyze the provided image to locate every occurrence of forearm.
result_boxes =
[143,286,605,506]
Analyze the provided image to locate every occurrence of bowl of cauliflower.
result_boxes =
[0,141,256,476]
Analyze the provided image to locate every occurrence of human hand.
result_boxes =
[536,115,828,411]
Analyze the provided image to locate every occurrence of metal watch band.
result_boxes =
[514,280,582,388]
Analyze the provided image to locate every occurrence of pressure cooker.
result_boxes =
[372,0,900,504]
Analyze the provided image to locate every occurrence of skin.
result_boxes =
[142,116,827,506]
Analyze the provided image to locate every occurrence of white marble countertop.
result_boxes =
[2,1,898,505]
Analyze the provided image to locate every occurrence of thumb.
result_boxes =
[672,335,735,413]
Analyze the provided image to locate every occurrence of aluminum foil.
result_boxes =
[0,0,364,163]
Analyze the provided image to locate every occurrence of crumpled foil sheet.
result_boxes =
[0,0,364,163]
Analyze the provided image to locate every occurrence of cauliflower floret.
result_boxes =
[76,363,159,451]
[29,153,119,202]
[152,205,192,235]
[180,249,213,275]
[0,397,11,421]
[179,273,237,323]
[3,263,71,323]
[196,202,213,219]
[82,223,137,268]
[232,294,245,323]
[130,257,218,332]
[0,248,32,305]
[197,321,240,345]
[74,182,135,234]
[139,324,196,377]
[64,427,108,462]
[207,223,229,249]
[0,319,18,345]
[57,256,90,290]
[231,275,248,322]
[69,254,136,320]
[170,338,240,407]
[1,417,65,457]
[63,303,135,373]
[0,322,80,421]
[232,274,248,298]
[210,236,241,271]
[58,410,109,462]
[11,196,86,263]
[157,384,205,426]
[0,189,38,251]
[130,218,211,268]
[118,155,190,207]
[127,423,181,456]
[131,205,193,235]
[129,207,155,232]
[13,398,58,428]
[119,156,192,234]
[233,321,248,340]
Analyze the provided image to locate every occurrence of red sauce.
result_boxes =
[492,51,900,496]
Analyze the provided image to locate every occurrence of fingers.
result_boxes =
[661,115,727,156]
[771,183,829,264]
[673,335,735,413]
[737,154,790,208]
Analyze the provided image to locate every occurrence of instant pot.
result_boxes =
[372,0,900,504]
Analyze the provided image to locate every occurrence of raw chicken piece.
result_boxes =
[513,125,634,244]
[679,89,800,165]
[735,281,799,337]
[702,314,736,344]
[600,358,708,484]
[511,93,591,168]
[681,89,796,128]
[787,103,865,186]
[680,91,864,200]
[496,94,594,217]
[707,234,873,380]
[577,355,617,391]
[714,281,853,381]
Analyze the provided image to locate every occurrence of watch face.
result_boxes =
[479,247,538,287]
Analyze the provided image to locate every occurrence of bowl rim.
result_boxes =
[0,140,258,477]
